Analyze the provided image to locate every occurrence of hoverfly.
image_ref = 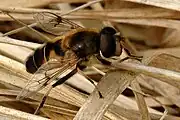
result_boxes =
[16,12,142,114]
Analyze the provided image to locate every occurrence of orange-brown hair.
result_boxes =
[60,28,99,51]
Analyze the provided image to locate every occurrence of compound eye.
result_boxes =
[100,27,116,35]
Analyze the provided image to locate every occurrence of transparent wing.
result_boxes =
[17,51,78,100]
[34,12,83,36]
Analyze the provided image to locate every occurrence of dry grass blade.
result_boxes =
[144,96,172,107]
[2,14,180,30]
[60,0,103,16]
[0,39,35,63]
[127,53,180,119]
[0,7,62,13]
[2,7,180,19]
[111,19,180,30]
[108,104,180,120]
[0,0,90,8]
[0,105,49,120]
[122,0,180,11]
[0,35,42,50]
[144,54,180,108]
[111,60,180,89]
[131,80,151,120]
[71,8,180,19]
[74,70,137,120]
[2,23,37,37]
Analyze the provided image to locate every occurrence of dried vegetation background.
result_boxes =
[0,0,180,120]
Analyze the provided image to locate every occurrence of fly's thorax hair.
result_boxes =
[60,28,99,51]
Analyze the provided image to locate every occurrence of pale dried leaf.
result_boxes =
[74,70,137,120]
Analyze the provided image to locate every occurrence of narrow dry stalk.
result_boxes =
[1,0,103,37]
[111,19,180,30]
[1,7,180,20]
[0,0,90,8]
[0,7,62,13]
[2,14,180,30]
[4,12,51,42]
[0,35,42,50]
[70,8,180,19]
[0,89,78,117]
[0,105,49,120]
[122,0,180,11]
[128,86,169,120]
[60,0,103,16]
[108,104,180,120]
[23,100,78,117]
[145,96,172,107]
[0,42,33,63]
[41,110,74,120]
[111,61,180,89]
[2,23,37,37]
[131,80,151,120]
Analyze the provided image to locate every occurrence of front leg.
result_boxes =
[122,48,143,62]
[96,54,111,65]
[77,61,103,98]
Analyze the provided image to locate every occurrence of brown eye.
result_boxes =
[100,27,116,35]
[100,27,116,58]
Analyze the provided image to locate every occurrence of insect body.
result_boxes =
[26,27,117,73]
[19,26,119,114]
[17,12,142,114]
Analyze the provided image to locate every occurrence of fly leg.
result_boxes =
[34,86,53,114]
[118,48,143,63]
[96,54,112,65]
[77,68,103,98]
[34,68,78,114]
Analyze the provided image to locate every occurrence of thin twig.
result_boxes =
[1,0,103,37]
[2,23,37,37]
[60,0,103,16]
[4,12,51,42]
